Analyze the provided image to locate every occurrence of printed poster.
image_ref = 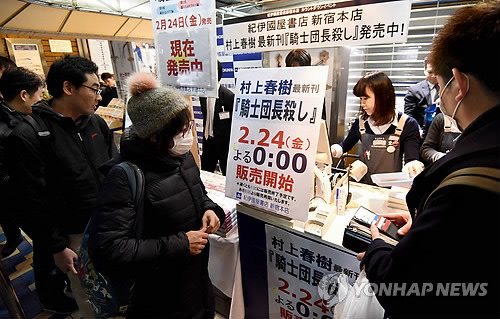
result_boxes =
[225,66,328,222]
[266,225,359,319]
[12,44,44,75]
[151,0,218,97]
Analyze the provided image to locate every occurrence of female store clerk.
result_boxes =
[330,72,424,184]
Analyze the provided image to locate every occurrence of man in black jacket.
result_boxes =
[200,60,234,175]
[98,72,119,107]
[9,56,117,317]
[358,2,499,318]
[0,67,44,257]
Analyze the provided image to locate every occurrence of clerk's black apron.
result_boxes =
[359,114,408,184]
[440,114,461,153]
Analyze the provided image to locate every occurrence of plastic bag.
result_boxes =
[333,270,384,319]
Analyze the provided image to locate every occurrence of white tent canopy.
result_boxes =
[0,0,328,41]
[0,0,154,41]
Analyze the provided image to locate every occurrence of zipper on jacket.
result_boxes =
[77,131,100,184]
[178,162,203,219]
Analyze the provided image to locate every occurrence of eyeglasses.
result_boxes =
[81,84,102,95]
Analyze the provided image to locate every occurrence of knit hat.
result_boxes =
[126,72,188,138]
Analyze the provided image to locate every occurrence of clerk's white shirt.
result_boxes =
[330,113,398,156]
[204,84,221,139]
[366,113,398,134]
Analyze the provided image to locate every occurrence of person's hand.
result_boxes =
[356,225,381,261]
[53,248,78,274]
[379,211,412,236]
[330,144,343,158]
[403,160,424,177]
[186,229,209,255]
[432,152,446,162]
[201,210,220,234]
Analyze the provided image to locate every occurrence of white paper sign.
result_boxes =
[88,39,114,74]
[49,39,73,53]
[12,44,44,75]
[223,0,411,53]
[151,0,218,98]
[225,66,328,222]
[266,225,359,319]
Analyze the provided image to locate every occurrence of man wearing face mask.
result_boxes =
[357,2,500,318]
[89,72,225,318]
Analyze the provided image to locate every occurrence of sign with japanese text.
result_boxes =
[88,39,114,74]
[12,44,44,76]
[48,39,73,53]
[151,0,218,97]
[225,66,328,221]
[266,225,359,319]
[223,0,411,53]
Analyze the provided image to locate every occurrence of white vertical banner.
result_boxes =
[223,0,411,53]
[265,225,359,319]
[88,39,114,74]
[224,66,328,222]
[151,0,218,98]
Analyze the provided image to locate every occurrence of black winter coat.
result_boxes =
[9,101,117,251]
[0,103,26,218]
[88,132,225,318]
[361,105,500,318]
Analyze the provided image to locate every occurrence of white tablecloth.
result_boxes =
[208,231,245,319]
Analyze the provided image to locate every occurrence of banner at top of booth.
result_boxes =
[222,0,411,54]
[151,0,218,98]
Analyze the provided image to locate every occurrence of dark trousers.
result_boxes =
[21,225,68,306]
[201,137,229,176]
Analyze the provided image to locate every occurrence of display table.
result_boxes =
[200,171,245,319]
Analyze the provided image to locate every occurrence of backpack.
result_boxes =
[77,161,145,318]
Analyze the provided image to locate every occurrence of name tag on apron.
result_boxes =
[219,112,230,120]
[372,138,387,148]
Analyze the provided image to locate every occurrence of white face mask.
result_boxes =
[439,74,469,131]
[170,131,193,156]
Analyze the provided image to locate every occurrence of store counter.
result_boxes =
[236,181,408,319]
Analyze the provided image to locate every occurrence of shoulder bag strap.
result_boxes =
[116,161,145,239]
[423,167,500,210]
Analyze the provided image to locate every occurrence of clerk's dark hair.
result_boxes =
[285,49,311,67]
[46,55,98,98]
[353,71,395,126]
[430,1,500,97]
[101,72,114,82]
[151,107,192,154]
[0,67,44,102]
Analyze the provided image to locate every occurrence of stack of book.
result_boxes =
[95,98,124,129]
[215,208,238,237]
[387,186,410,211]
[200,170,238,237]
